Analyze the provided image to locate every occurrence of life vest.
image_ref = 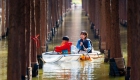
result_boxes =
[80,39,92,53]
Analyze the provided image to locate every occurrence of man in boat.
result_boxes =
[76,31,92,54]
[54,36,72,54]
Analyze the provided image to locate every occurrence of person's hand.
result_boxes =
[84,48,87,51]
[80,42,83,46]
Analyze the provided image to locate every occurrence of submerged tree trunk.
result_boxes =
[40,0,46,51]
[31,0,37,63]
[127,0,140,79]
[18,0,26,79]
[8,0,25,80]
[35,0,41,56]
[100,0,106,52]
[110,0,122,58]
[105,0,111,51]
[94,0,100,38]
[103,0,111,63]
[25,0,31,79]
[1,0,5,36]
[5,0,9,36]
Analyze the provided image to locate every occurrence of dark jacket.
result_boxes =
[76,39,92,53]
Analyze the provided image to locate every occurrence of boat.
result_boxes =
[42,45,101,62]
[42,51,81,62]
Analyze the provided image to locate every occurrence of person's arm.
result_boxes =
[76,40,81,50]
[87,41,92,52]
[55,44,68,51]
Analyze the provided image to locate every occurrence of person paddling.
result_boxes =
[76,31,92,54]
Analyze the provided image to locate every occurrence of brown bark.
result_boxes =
[105,0,111,50]
[91,0,95,24]
[5,0,9,31]
[18,0,26,77]
[127,0,140,79]
[25,0,31,79]
[25,0,31,67]
[100,0,106,51]
[1,0,5,36]
[60,0,63,17]
[88,0,91,22]
[48,0,52,31]
[8,0,26,79]
[110,0,122,58]
[52,0,57,27]
[119,0,127,24]
[56,0,59,21]
[40,0,46,49]
[31,0,37,62]
[35,0,41,55]
[119,0,123,22]
[94,0,100,30]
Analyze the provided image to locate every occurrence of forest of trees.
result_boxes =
[0,0,140,80]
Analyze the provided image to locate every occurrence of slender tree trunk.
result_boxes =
[100,0,106,52]
[110,0,122,58]
[105,0,111,51]
[119,0,127,25]
[19,0,26,78]
[59,0,63,17]
[40,0,46,49]
[127,0,140,79]
[5,0,9,35]
[1,0,5,36]
[35,0,41,55]
[94,0,100,38]
[88,0,91,22]
[91,0,95,24]
[126,0,133,79]
[103,0,111,63]
[31,0,37,62]
[25,0,31,79]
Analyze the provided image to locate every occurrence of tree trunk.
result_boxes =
[103,0,111,63]
[35,0,41,56]
[40,0,46,51]
[127,0,140,79]
[94,0,100,38]
[1,0,5,37]
[31,0,37,63]
[110,0,122,58]
[18,0,26,78]
[8,0,25,79]
[100,0,106,52]
[5,0,9,36]
[119,0,127,25]
[91,0,95,24]
[25,0,31,79]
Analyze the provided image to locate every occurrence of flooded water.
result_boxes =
[0,38,8,80]
[33,6,125,80]
[0,6,126,80]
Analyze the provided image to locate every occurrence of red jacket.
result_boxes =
[55,41,72,53]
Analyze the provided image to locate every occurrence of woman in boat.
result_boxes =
[76,31,92,54]
[54,36,72,54]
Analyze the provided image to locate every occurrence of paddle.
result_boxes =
[82,45,92,61]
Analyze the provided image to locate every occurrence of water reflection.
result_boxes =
[0,4,126,80]
[41,5,125,80]
[43,58,103,80]
[0,39,8,80]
